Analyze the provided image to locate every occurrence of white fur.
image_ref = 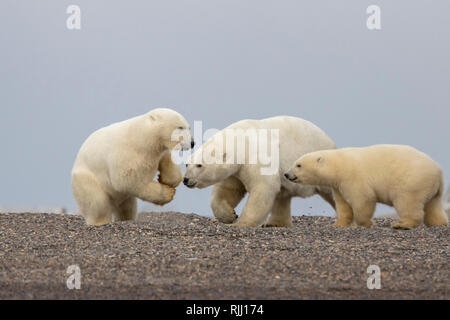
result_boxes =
[184,116,336,227]
[72,108,192,225]
[286,145,448,229]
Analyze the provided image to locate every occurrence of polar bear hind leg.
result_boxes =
[263,193,292,228]
[424,196,448,227]
[114,197,138,222]
[392,196,424,230]
[72,171,114,226]
[211,176,246,224]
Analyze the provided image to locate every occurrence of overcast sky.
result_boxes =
[1,1,449,217]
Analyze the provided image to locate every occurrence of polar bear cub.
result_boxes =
[72,108,193,226]
[183,116,337,227]
[285,144,448,229]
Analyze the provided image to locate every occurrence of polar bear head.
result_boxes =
[183,139,239,189]
[285,150,335,186]
[148,108,194,151]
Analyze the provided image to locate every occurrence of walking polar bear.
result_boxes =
[183,116,337,227]
[285,145,448,229]
[72,108,193,226]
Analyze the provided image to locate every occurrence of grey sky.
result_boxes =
[1,1,449,217]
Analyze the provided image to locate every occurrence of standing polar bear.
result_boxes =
[72,108,193,226]
[183,116,337,227]
[285,145,448,229]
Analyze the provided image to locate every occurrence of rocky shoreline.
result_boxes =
[0,212,448,299]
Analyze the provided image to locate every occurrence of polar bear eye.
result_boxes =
[196,164,202,168]
[297,164,302,168]
[178,126,184,130]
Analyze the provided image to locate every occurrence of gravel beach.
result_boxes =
[0,212,448,299]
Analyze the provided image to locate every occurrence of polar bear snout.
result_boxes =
[179,138,195,151]
[183,177,197,188]
[284,172,298,182]
[182,138,195,150]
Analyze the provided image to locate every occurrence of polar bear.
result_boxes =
[72,108,193,226]
[183,116,337,227]
[285,145,448,229]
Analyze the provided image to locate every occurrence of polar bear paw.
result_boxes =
[211,201,239,224]
[153,184,176,206]
[391,219,420,230]
[215,209,238,224]
[158,172,182,188]
[332,220,352,227]
[262,221,293,228]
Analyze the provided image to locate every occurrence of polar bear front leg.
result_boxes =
[331,189,353,227]
[158,152,183,188]
[111,166,176,206]
[352,201,376,228]
[211,177,246,224]
[263,195,292,227]
[132,181,176,206]
[233,185,277,227]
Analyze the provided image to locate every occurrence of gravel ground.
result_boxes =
[0,212,448,300]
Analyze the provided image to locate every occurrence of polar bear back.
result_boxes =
[335,145,441,180]
[73,116,140,175]
[225,116,336,173]
[329,145,443,204]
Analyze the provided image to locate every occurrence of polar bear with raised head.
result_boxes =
[183,116,337,227]
[72,108,193,226]
[285,145,448,229]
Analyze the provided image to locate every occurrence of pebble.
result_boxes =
[0,211,448,299]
